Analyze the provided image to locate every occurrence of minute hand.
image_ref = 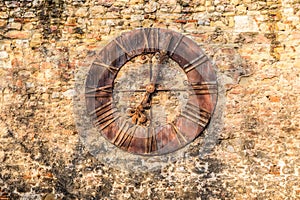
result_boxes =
[127,51,169,125]
[141,51,168,107]
[152,51,168,83]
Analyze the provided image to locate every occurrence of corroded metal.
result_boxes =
[85,28,218,156]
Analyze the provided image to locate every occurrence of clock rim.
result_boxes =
[84,27,218,156]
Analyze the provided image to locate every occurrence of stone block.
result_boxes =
[0,19,7,28]
[23,12,36,18]
[294,60,300,68]
[145,1,159,13]
[7,22,22,30]
[90,6,106,17]
[291,32,300,40]
[75,7,89,17]
[23,22,34,31]
[195,6,206,12]
[103,12,121,19]
[236,4,247,14]
[0,12,9,19]
[0,51,9,59]
[231,0,240,6]
[30,33,43,47]
[131,15,144,21]
[183,23,197,33]
[4,30,31,39]
[5,1,19,8]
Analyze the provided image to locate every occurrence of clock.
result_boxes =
[85,28,217,156]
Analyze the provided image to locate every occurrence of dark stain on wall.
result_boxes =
[38,0,65,40]
[0,125,232,199]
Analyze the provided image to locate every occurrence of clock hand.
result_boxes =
[127,51,169,125]
[140,51,168,107]
[126,83,155,124]
[127,105,147,124]
[151,51,168,84]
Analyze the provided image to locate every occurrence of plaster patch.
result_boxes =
[234,16,259,32]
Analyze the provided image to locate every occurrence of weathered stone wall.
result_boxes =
[0,0,299,199]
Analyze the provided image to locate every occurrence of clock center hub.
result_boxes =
[145,83,155,93]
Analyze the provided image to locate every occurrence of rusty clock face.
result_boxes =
[85,28,217,156]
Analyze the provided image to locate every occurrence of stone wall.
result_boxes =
[0,0,299,199]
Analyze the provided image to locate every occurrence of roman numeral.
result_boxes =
[183,54,208,73]
[180,102,210,128]
[112,120,137,149]
[90,101,120,131]
[190,81,217,95]
[170,123,187,146]
[85,84,113,98]
[162,33,172,52]
[169,34,183,57]
[145,127,157,153]
[142,28,150,50]
[156,28,159,51]
[114,37,133,57]
[142,28,159,51]
[93,61,118,75]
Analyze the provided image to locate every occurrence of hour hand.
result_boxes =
[126,83,155,125]
[126,106,147,125]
